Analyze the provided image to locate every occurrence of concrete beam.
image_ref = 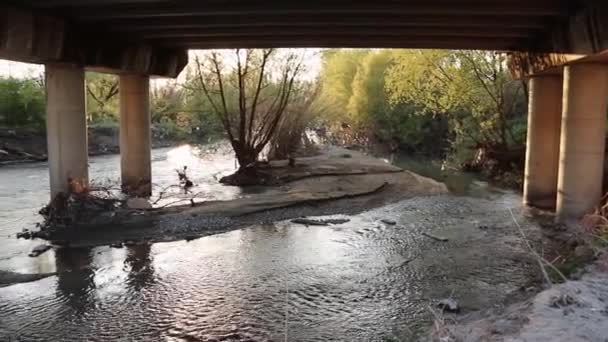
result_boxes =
[507,52,586,79]
[46,64,88,198]
[556,63,608,221]
[119,74,151,196]
[0,4,187,77]
[523,75,563,209]
[543,3,608,54]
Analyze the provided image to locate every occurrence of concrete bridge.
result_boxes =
[2,0,608,221]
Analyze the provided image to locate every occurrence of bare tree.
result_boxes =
[85,73,119,122]
[188,49,305,169]
[268,81,321,160]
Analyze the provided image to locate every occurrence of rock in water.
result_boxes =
[381,219,397,225]
[28,244,52,257]
[437,298,460,313]
[127,197,152,210]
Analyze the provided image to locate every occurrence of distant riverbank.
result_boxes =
[0,126,208,165]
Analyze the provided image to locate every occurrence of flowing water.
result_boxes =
[0,145,537,341]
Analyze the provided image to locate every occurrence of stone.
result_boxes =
[28,244,52,257]
[185,235,199,242]
[491,318,520,335]
[16,231,32,239]
[381,219,397,225]
[437,298,460,313]
[127,197,152,210]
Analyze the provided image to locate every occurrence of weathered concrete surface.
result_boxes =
[523,75,562,210]
[0,4,187,77]
[40,151,447,247]
[439,263,608,342]
[557,63,608,221]
[46,63,88,198]
[120,74,152,195]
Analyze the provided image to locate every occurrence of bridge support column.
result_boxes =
[45,64,88,199]
[557,64,608,221]
[119,74,152,196]
[523,75,563,209]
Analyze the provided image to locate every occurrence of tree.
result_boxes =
[386,50,527,169]
[317,49,369,123]
[188,49,305,168]
[268,81,321,160]
[0,76,45,128]
[85,72,119,123]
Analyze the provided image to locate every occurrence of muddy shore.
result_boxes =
[32,147,448,247]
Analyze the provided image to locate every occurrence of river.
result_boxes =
[0,144,538,341]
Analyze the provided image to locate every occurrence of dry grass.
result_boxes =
[581,193,608,271]
[508,209,568,286]
[428,305,458,342]
[581,193,608,244]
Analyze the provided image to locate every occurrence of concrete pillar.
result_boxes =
[119,74,151,196]
[45,64,88,199]
[523,75,563,209]
[556,63,608,221]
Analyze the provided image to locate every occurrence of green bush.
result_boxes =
[0,77,45,129]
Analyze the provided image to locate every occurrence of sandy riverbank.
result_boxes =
[33,146,448,247]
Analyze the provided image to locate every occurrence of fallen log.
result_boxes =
[422,232,449,242]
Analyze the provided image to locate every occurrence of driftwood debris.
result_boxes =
[28,244,52,257]
[422,232,449,242]
[290,218,351,226]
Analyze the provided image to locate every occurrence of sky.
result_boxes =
[0,48,323,82]
[0,59,43,79]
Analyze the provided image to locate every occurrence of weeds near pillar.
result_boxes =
[508,209,568,286]
[581,193,608,271]
[428,305,457,342]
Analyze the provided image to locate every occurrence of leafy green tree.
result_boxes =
[386,50,527,169]
[0,76,45,128]
[317,49,369,123]
[85,72,119,124]
[347,50,392,129]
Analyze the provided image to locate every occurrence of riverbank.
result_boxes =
[2,143,601,341]
[430,260,608,342]
[0,126,201,165]
[28,146,448,247]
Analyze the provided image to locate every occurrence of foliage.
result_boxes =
[85,72,119,123]
[0,76,45,128]
[187,49,308,168]
[316,49,449,155]
[317,49,369,124]
[268,81,321,159]
[386,50,527,172]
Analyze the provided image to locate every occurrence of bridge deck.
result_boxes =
[13,0,581,51]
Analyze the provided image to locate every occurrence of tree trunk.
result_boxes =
[233,143,258,169]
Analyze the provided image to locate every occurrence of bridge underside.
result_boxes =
[2,1,608,76]
[3,0,608,221]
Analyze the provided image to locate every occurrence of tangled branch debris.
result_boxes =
[37,178,123,229]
